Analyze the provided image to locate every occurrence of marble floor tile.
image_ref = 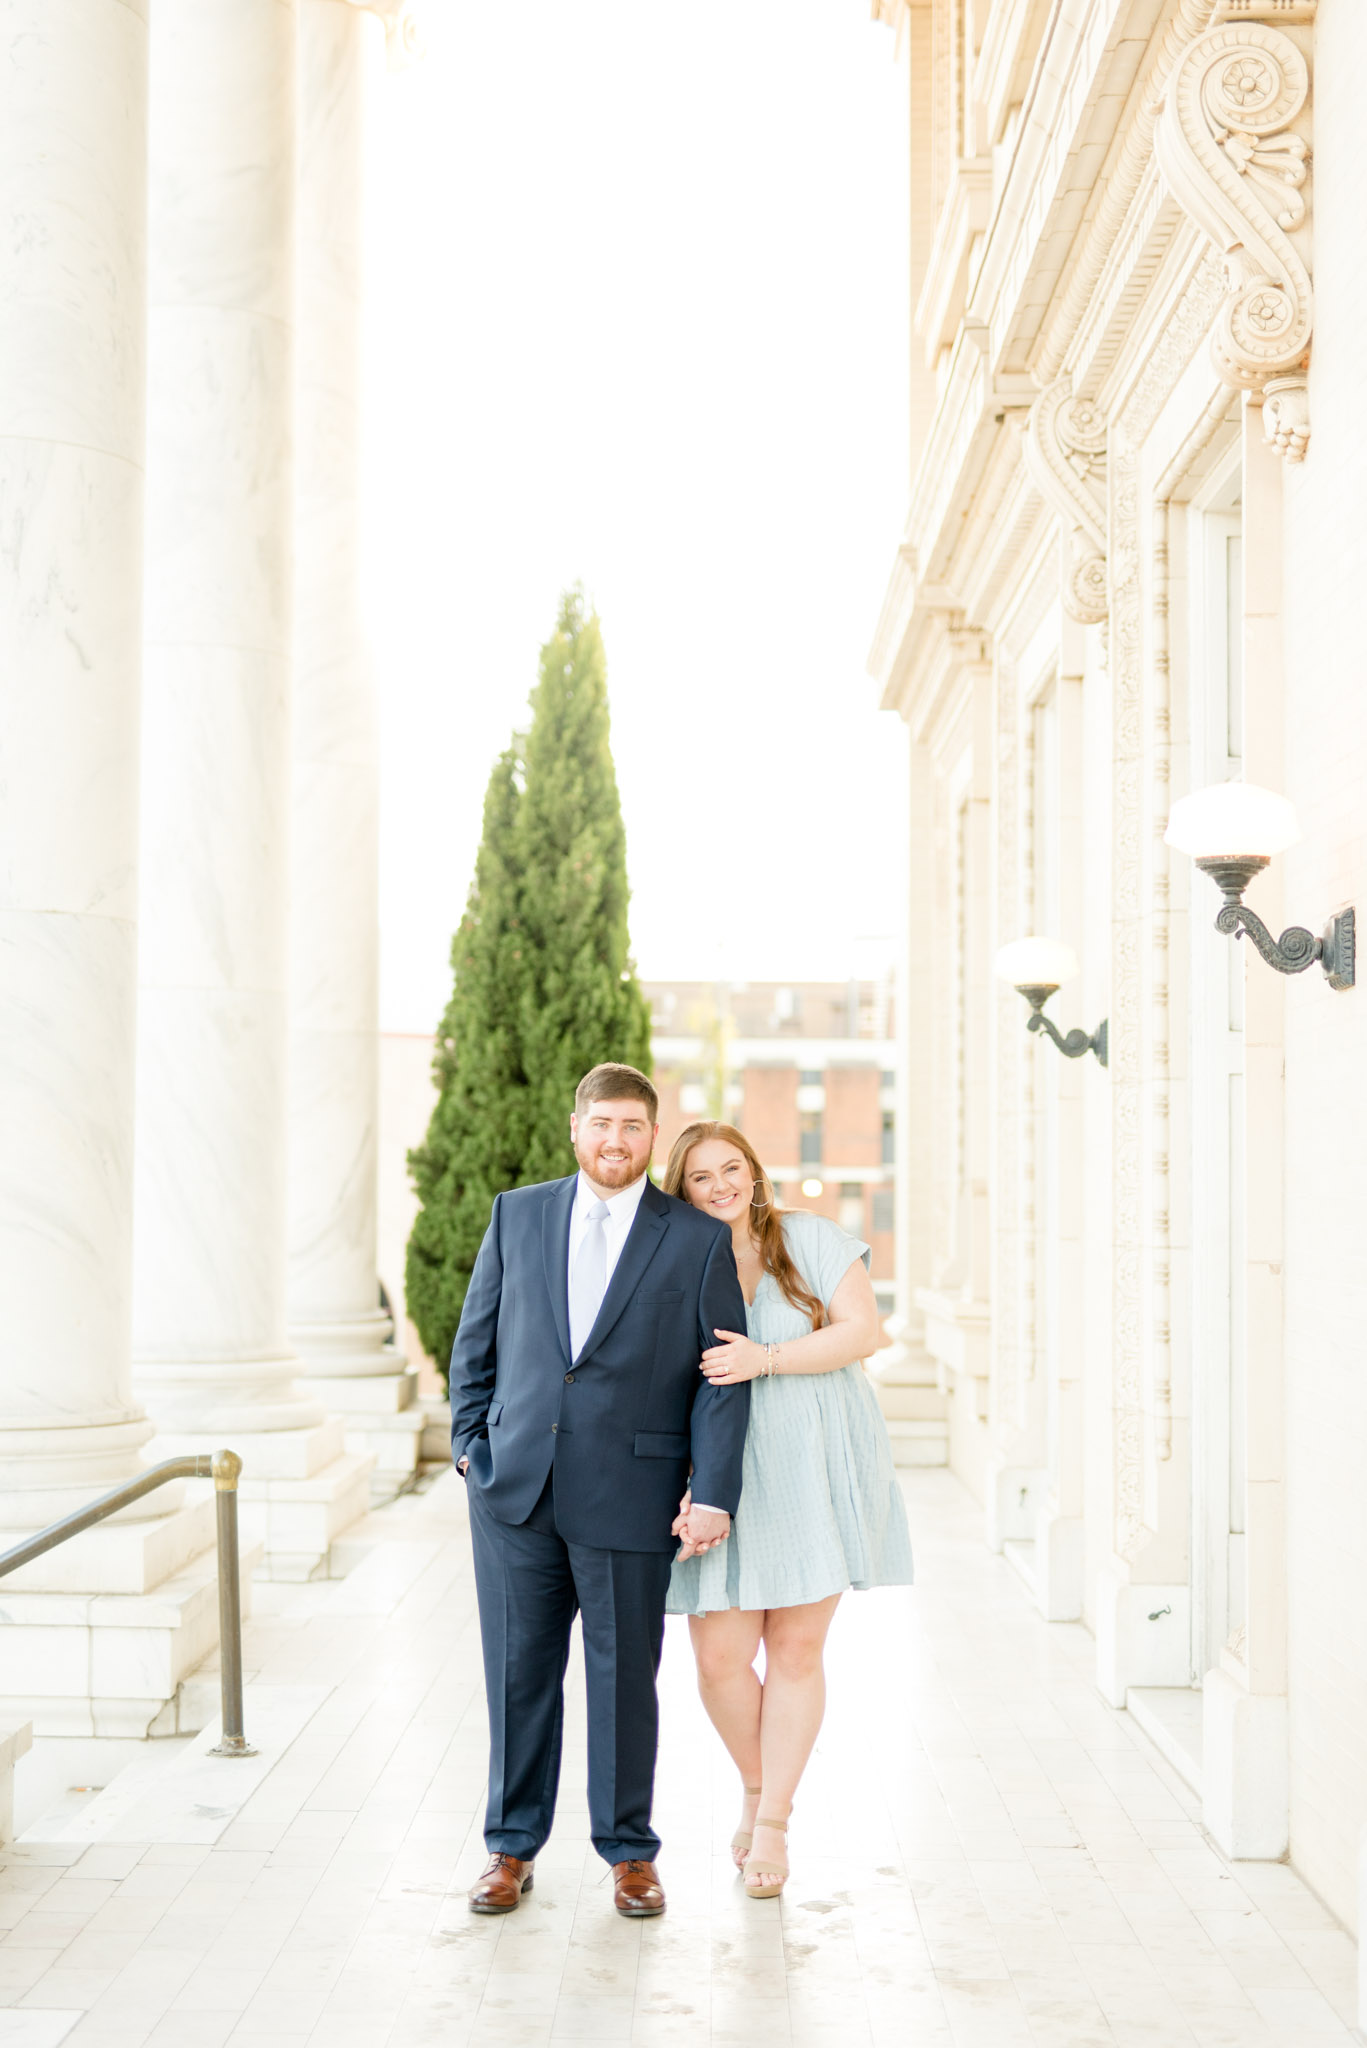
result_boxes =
[4,1472,1361,2048]
[0,2017,87,2047]
[17,1970,119,2012]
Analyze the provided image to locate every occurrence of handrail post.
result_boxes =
[207,1450,255,1758]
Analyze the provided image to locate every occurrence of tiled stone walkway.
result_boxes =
[0,1468,1359,2047]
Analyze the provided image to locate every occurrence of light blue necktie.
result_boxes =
[568,1198,610,1359]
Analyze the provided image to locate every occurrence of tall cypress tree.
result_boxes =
[516,588,652,1184]
[405,748,529,1373]
[404,590,652,1382]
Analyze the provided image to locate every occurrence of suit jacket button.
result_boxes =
[550,1423,557,1433]
[564,1372,574,1383]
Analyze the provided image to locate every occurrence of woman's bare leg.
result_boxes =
[688,1609,766,1852]
[748,1593,843,1887]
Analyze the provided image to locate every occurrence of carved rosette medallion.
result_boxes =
[1155,9,1315,457]
[1024,380,1109,624]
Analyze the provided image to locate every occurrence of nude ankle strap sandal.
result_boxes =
[742,1816,789,1900]
[730,1785,762,1869]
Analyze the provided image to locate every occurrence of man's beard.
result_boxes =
[575,1142,639,1188]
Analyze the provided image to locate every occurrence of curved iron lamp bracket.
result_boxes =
[1018,985,1108,1066]
[1196,856,1355,991]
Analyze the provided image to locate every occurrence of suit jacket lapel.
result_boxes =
[578,1180,670,1363]
[541,1176,576,1366]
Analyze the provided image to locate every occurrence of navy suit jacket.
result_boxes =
[449,1175,751,1552]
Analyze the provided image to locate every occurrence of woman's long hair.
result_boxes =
[662,1120,825,1330]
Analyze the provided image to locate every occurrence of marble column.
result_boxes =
[134,0,372,1577]
[0,0,232,1736]
[287,0,422,1498]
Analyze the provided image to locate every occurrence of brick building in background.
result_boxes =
[379,975,946,1470]
[645,980,898,1317]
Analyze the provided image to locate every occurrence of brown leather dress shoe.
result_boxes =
[612,1858,665,1916]
[468,1852,534,1914]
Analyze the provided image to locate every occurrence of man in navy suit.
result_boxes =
[450,1062,750,1918]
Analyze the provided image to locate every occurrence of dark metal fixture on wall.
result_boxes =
[994,938,1109,1067]
[1165,782,1355,991]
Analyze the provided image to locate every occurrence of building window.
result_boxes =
[839,1183,864,1234]
[880,1069,895,1088]
[799,1113,823,1165]
[881,1110,895,1164]
[872,1189,894,1233]
[799,1069,822,1086]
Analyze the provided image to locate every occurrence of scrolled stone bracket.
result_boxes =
[1023,379,1110,623]
[1155,2,1316,459]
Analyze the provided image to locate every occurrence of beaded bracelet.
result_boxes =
[762,1342,778,1378]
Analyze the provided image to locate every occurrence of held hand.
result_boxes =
[701,1329,767,1385]
[675,1504,730,1562]
[671,1489,692,1538]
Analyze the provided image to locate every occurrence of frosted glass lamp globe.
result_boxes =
[1164,781,1301,860]
[994,937,1079,994]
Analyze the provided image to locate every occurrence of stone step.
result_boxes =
[419,1398,452,1464]
[1127,1685,1204,1799]
[301,1366,419,1416]
[0,1720,32,1846]
[885,1418,949,1468]
[0,1535,263,1739]
[876,1383,950,1422]
[235,1451,376,1583]
[0,1494,216,1596]
[20,1683,329,1846]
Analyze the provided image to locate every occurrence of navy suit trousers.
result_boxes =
[467,1476,673,1865]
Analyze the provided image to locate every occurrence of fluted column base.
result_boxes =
[133,1358,328,1438]
[290,1308,422,1502]
[0,1416,157,1526]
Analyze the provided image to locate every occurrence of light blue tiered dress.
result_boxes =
[666,1210,914,1615]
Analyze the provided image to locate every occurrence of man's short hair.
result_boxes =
[574,1062,658,1124]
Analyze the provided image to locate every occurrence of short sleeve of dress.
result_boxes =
[781,1210,871,1308]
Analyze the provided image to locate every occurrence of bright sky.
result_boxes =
[363,2,910,1035]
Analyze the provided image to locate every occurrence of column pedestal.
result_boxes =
[867,1325,949,1467]
[1202,1666,1288,1860]
[1094,1568,1192,1709]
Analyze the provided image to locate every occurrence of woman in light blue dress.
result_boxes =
[662,1121,913,1899]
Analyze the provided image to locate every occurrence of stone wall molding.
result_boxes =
[1024,379,1109,624]
[1155,6,1315,456]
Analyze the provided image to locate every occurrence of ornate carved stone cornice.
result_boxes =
[1023,380,1109,624]
[1155,1,1315,458]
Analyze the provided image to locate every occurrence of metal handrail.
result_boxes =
[0,1450,255,1757]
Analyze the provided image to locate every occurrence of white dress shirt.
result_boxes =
[566,1171,726,1520]
[566,1169,649,1295]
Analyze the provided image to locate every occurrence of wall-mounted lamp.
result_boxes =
[1164,782,1355,991]
[994,938,1108,1065]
